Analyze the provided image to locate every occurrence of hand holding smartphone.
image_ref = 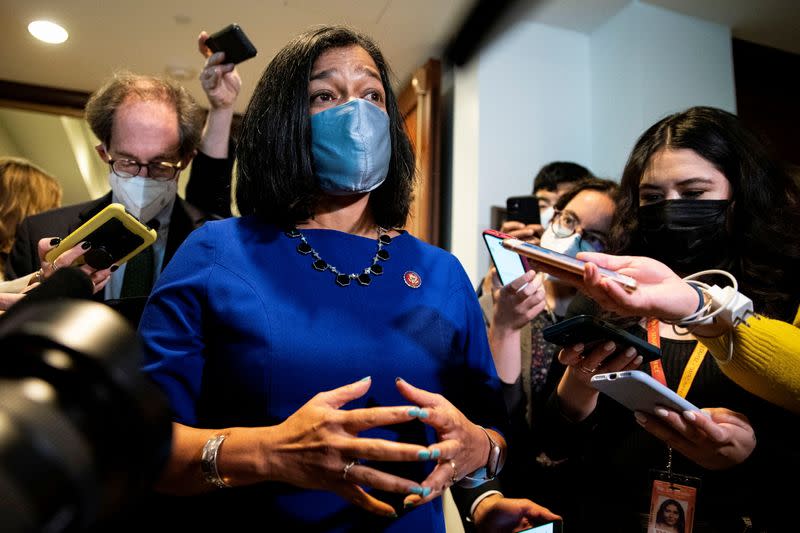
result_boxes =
[506,195,540,225]
[542,315,661,362]
[591,370,703,415]
[501,237,637,292]
[482,229,530,285]
[44,203,157,271]
[205,23,258,65]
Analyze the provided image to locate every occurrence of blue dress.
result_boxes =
[139,216,504,532]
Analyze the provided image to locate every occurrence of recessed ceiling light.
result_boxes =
[28,20,69,44]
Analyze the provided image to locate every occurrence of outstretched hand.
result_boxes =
[473,494,561,533]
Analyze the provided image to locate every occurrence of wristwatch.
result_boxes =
[458,426,504,488]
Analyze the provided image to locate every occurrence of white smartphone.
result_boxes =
[501,237,637,292]
[482,229,529,286]
[590,370,702,415]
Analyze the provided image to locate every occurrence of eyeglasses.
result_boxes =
[551,210,608,252]
[108,158,183,181]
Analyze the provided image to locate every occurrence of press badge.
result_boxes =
[647,469,700,533]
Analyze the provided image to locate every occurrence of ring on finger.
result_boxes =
[33,268,44,284]
[578,365,597,375]
[342,459,357,481]
[448,460,457,484]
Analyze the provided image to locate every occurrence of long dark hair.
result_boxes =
[235,25,415,229]
[610,106,800,320]
[656,498,686,533]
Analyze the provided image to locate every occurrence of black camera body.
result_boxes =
[0,297,172,532]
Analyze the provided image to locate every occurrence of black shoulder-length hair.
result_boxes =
[234,25,415,229]
[609,106,800,320]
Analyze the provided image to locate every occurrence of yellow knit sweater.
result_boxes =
[699,306,800,413]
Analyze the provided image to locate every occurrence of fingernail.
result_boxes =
[395,377,404,383]
[603,341,616,351]
[408,407,420,417]
[110,265,119,272]
[388,512,398,519]
[81,241,91,250]
[415,408,429,419]
[404,501,415,508]
[633,355,643,365]
[421,487,431,497]
[359,376,371,382]
[409,486,425,495]
[573,343,584,353]
[49,237,61,246]
[634,412,647,424]
[624,347,636,358]
[655,408,669,418]
[430,448,441,459]
[683,410,696,421]
[417,450,430,460]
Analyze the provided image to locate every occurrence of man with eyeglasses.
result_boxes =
[4,70,228,312]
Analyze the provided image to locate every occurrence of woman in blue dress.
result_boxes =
[138,25,559,532]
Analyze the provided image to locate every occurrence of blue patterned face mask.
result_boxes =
[310,99,391,195]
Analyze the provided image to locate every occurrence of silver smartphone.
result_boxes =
[590,370,701,415]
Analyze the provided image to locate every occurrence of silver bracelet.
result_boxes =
[201,434,231,488]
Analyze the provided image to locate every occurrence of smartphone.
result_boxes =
[205,23,258,65]
[45,203,157,270]
[518,521,564,533]
[542,315,661,362]
[506,195,540,225]
[482,229,530,285]
[590,370,703,415]
[501,237,638,292]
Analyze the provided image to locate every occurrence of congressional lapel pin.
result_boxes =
[403,271,421,289]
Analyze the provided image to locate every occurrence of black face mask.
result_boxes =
[637,199,733,276]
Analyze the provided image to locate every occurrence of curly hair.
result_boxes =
[234,25,416,229]
[610,106,800,320]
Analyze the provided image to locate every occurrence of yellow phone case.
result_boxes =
[44,203,157,270]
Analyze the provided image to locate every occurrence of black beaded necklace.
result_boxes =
[285,227,392,287]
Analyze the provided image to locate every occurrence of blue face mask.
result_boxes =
[310,99,391,195]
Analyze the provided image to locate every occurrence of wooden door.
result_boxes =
[398,59,442,246]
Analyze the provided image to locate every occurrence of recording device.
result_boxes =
[501,237,638,292]
[590,370,703,415]
[506,195,540,225]
[205,23,258,65]
[542,314,661,362]
[0,272,172,532]
[482,229,530,285]
[44,203,157,271]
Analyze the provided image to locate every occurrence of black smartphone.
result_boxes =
[542,314,661,362]
[205,23,258,65]
[482,229,529,285]
[506,195,540,225]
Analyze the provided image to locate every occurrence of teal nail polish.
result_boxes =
[417,450,430,460]
[407,407,420,417]
[409,486,424,495]
[359,376,371,382]
[430,448,441,459]
[416,408,429,419]
[421,487,432,497]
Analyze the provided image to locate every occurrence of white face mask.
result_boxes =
[540,225,597,284]
[539,206,555,228]
[109,173,177,223]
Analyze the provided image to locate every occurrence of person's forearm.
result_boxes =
[488,326,522,384]
[556,372,599,422]
[155,422,271,495]
[199,107,235,158]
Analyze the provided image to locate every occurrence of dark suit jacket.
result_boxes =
[5,192,219,292]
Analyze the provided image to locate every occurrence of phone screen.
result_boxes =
[518,521,563,533]
[483,231,528,285]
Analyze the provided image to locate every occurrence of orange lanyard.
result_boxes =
[645,318,707,398]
